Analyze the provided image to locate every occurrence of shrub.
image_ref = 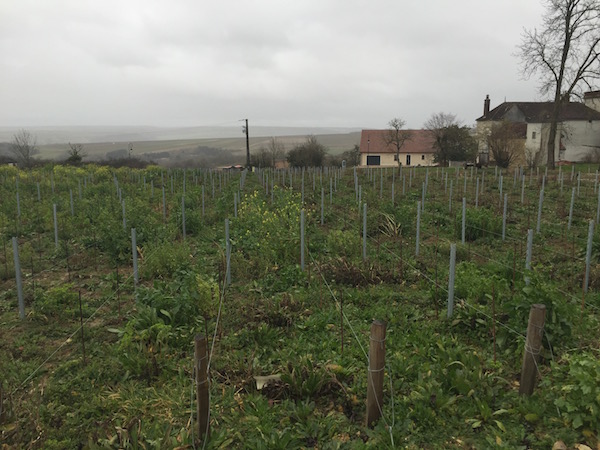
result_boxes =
[455,207,501,241]
[141,241,191,279]
[547,351,600,431]
[231,188,303,276]
[36,283,80,318]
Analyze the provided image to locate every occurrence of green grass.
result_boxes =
[0,163,599,449]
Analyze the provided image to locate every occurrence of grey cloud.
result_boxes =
[0,0,546,128]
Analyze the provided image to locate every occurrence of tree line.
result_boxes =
[384,113,526,169]
[0,123,522,170]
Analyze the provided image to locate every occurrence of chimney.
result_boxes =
[483,95,490,117]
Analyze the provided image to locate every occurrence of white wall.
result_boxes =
[360,153,435,166]
[561,120,600,161]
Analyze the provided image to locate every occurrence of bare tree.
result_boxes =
[266,137,285,166]
[66,142,86,165]
[10,129,39,167]
[425,113,459,141]
[486,120,525,168]
[251,138,285,168]
[525,146,542,169]
[517,0,600,169]
[250,147,271,168]
[383,118,412,171]
[424,112,469,165]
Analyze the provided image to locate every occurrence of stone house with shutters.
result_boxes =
[358,129,436,167]
[476,91,600,165]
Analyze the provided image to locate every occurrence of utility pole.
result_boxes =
[242,119,250,168]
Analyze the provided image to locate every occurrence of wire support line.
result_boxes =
[420,209,589,263]
[251,181,596,294]
[414,230,600,315]
[307,249,394,444]
[10,277,128,396]
[207,264,228,374]
[372,235,528,341]
[309,252,369,362]
[7,237,182,397]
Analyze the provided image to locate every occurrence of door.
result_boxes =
[406,154,411,166]
[366,155,381,166]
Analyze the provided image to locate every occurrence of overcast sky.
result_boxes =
[1,0,548,130]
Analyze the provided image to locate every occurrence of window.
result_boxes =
[532,131,537,139]
[394,154,398,161]
[421,155,425,160]
[366,155,381,166]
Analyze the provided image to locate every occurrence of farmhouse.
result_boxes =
[476,92,600,165]
[359,129,436,167]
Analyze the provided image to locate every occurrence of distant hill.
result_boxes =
[0,125,361,145]
[0,126,361,167]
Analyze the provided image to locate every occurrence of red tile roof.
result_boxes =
[359,129,436,154]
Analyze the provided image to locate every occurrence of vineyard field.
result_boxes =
[1,163,600,449]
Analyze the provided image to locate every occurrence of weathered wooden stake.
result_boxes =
[519,304,546,396]
[195,334,210,439]
[366,320,386,427]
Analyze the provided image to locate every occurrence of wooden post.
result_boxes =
[195,334,210,439]
[366,320,386,427]
[519,304,546,396]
